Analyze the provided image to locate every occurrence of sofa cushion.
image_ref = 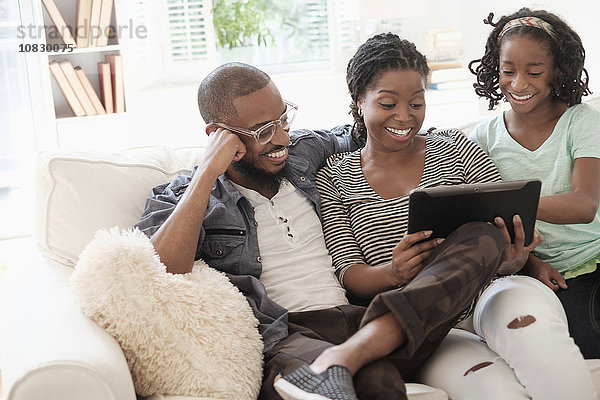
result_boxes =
[71,227,263,399]
[36,146,205,265]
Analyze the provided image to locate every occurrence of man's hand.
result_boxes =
[201,127,247,178]
[388,231,443,286]
[150,127,246,275]
[495,215,543,275]
[522,254,568,292]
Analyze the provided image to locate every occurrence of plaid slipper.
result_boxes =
[273,364,358,400]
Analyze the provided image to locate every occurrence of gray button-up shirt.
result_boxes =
[134,125,357,351]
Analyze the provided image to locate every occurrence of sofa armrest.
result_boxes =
[1,256,136,400]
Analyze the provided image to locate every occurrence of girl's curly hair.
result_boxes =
[346,33,429,143]
[469,7,591,110]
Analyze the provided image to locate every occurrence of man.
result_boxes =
[135,62,511,400]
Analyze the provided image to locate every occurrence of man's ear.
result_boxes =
[205,123,218,136]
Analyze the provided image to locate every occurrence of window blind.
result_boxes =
[166,0,211,62]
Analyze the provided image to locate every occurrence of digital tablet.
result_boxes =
[407,180,541,245]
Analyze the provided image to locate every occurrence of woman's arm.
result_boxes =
[494,216,543,275]
[341,232,442,299]
[315,157,441,299]
[345,215,541,298]
[537,157,600,224]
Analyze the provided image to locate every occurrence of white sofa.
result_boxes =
[2,100,600,399]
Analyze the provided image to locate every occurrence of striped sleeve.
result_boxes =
[449,129,502,184]
[316,154,366,286]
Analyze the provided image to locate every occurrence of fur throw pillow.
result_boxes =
[71,228,263,399]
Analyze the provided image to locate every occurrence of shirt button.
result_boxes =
[254,221,258,226]
[257,256,262,263]
[216,249,223,256]
[299,176,307,182]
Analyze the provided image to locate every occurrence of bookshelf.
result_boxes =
[35,0,130,150]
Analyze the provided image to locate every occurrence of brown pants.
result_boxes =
[260,222,506,400]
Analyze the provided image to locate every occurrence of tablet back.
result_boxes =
[407,180,541,245]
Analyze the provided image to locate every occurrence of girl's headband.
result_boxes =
[498,16,558,41]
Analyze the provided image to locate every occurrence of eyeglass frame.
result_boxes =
[208,100,298,145]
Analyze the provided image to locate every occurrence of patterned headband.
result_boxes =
[498,16,558,41]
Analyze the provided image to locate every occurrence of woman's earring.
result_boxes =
[358,108,363,117]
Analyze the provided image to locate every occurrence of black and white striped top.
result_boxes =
[316,129,502,285]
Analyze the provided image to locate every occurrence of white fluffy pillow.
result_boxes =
[71,228,263,399]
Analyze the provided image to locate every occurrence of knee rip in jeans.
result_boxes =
[507,315,537,329]
[463,361,494,376]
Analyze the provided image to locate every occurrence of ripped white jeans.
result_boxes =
[417,276,597,400]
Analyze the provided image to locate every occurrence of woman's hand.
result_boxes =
[388,230,444,286]
[495,215,543,275]
[522,254,568,292]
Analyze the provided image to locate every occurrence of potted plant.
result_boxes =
[212,0,274,50]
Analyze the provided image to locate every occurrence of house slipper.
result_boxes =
[274,364,358,400]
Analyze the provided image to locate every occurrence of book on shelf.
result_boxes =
[75,0,93,47]
[43,0,114,48]
[41,0,76,46]
[96,0,114,47]
[427,60,463,71]
[106,54,125,112]
[49,61,85,117]
[426,61,473,91]
[98,62,114,113]
[426,28,463,62]
[75,66,106,114]
[88,0,102,46]
[58,60,97,115]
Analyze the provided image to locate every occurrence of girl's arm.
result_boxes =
[522,254,568,292]
[537,157,600,224]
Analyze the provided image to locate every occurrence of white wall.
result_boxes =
[69,1,600,150]
[401,0,600,93]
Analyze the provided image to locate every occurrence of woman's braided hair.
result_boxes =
[469,7,591,110]
[346,33,429,143]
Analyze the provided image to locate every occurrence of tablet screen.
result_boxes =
[407,180,541,245]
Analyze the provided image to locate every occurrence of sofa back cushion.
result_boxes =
[36,146,205,266]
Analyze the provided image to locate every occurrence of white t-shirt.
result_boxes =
[470,103,600,274]
[233,179,349,312]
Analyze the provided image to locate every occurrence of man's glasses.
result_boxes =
[210,100,298,145]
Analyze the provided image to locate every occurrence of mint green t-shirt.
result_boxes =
[470,103,600,275]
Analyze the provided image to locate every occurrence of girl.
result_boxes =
[470,8,600,360]
[315,33,595,399]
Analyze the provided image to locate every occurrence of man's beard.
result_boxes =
[232,158,291,193]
